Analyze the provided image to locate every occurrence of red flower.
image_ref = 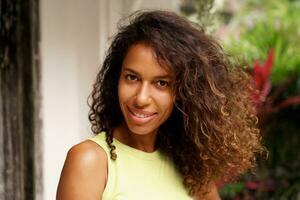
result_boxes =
[252,49,274,105]
[246,181,259,190]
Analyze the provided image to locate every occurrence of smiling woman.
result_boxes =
[56,10,264,200]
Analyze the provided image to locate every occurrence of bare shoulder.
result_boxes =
[56,140,108,200]
[65,140,107,168]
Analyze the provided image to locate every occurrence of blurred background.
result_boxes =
[0,0,299,199]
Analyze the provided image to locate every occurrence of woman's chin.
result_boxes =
[126,124,158,136]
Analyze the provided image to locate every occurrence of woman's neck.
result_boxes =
[113,123,158,153]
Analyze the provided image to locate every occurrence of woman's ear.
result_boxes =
[175,95,181,102]
[173,95,176,103]
[173,94,181,104]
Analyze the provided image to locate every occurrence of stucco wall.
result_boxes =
[40,0,100,199]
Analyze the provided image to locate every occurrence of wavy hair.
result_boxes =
[89,10,264,196]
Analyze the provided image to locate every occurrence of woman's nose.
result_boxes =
[135,83,151,107]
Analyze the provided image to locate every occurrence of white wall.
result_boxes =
[40,0,178,199]
[40,0,100,199]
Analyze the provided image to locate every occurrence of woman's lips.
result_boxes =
[126,106,157,124]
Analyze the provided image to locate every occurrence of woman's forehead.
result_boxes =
[122,43,175,78]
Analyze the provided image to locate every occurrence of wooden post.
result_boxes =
[0,0,42,199]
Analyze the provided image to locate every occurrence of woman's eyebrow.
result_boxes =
[123,67,173,79]
[123,68,139,75]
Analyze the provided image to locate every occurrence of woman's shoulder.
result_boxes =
[56,139,108,199]
[64,139,108,181]
[68,139,108,166]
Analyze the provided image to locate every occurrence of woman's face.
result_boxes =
[118,43,175,136]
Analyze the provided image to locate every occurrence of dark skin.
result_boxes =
[56,43,221,200]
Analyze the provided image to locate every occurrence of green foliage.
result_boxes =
[261,107,300,199]
[180,1,300,199]
[219,182,245,199]
[219,0,300,198]
[224,0,300,84]
[180,0,217,31]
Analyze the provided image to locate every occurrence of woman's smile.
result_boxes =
[126,106,158,124]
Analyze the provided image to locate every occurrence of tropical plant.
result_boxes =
[220,0,300,198]
[224,0,300,84]
[181,0,300,199]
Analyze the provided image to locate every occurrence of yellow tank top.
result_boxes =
[89,132,192,200]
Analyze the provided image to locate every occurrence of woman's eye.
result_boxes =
[157,80,169,88]
[125,74,138,81]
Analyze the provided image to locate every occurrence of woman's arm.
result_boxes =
[56,140,108,200]
[194,182,221,200]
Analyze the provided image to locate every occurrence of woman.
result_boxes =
[56,10,264,199]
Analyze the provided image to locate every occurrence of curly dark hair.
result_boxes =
[88,10,264,196]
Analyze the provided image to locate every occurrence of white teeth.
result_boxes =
[133,112,150,118]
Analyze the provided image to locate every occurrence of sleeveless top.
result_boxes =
[89,132,193,200]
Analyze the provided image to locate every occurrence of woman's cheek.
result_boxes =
[118,81,136,102]
[154,90,175,110]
